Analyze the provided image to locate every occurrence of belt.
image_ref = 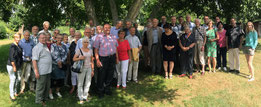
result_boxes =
[100,54,116,58]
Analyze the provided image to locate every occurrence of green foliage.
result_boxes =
[0,0,15,22]
[0,25,7,39]
[8,3,27,31]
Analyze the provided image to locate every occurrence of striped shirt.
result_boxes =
[93,34,118,56]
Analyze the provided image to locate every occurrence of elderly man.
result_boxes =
[110,20,123,38]
[226,18,244,74]
[93,24,118,98]
[19,30,35,93]
[39,21,52,35]
[68,28,76,44]
[32,33,52,106]
[123,21,132,36]
[147,18,163,74]
[125,27,142,83]
[192,19,207,74]
[170,16,179,36]
[75,27,93,50]
[158,16,168,28]
[30,26,39,45]
[177,16,184,36]
[202,16,210,30]
[185,14,195,31]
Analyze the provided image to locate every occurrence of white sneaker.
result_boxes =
[248,77,255,82]
[217,67,221,70]
[248,75,252,79]
[49,94,54,100]
[56,92,62,98]
[223,67,227,71]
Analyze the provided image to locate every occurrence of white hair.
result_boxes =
[82,37,89,45]
[43,21,50,26]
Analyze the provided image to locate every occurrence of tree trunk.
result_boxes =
[149,0,166,18]
[109,0,119,26]
[83,0,98,26]
[125,0,143,22]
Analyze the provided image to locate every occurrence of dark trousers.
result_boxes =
[180,53,193,75]
[97,54,116,96]
[217,46,227,67]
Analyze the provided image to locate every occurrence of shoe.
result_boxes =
[10,96,16,102]
[56,92,62,98]
[122,86,126,89]
[169,75,173,79]
[217,67,221,70]
[248,77,255,82]
[229,70,235,73]
[134,80,138,83]
[201,72,205,75]
[213,70,216,73]
[49,94,54,100]
[189,75,193,79]
[235,70,240,74]
[79,101,84,104]
[179,74,186,77]
[165,76,168,79]
[248,75,252,79]
[116,85,120,89]
[223,67,227,71]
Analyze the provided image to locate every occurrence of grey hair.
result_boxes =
[116,20,123,24]
[75,31,82,37]
[43,21,50,26]
[82,37,89,45]
[85,27,91,30]
[195,18,201,23]
[23,30,30,35]
[54,29,60,32]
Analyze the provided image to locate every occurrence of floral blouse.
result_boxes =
[51,43,68,64]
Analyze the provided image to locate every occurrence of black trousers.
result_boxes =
[97,54,116,96]
[180,53,194,75]
[217,46,227,68]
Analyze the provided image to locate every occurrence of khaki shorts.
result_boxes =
[194,41,205,65]
[243,46,255,56]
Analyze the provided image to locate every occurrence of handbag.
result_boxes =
[71,49,84,73]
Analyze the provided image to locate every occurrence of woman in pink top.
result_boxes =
[116,30,131,89]
[216,22,227,71]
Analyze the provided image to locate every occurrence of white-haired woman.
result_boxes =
[243,22,258,81]
[73,37,94,104]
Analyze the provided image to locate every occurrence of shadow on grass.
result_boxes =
[0,43,11,74]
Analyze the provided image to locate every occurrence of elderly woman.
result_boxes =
[206,20,219,73]
[7,33,23,101]
[179,26,195,79]
[49,34,68,99]
[46,32,53,50]
[68,31,82,94]
[116,30,131,88]
[73,37,94,104]
[161,24,178,79]
[243,22,258,81]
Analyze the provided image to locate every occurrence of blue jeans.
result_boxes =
[7,65,21,98]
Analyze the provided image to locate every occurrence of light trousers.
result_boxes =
[228,48,240,70]
[7,65,21,98]
[128,60,139,81]
[116,59,129,87]
[21,62,35,91]
[71,71,78,86]
[77,67,92,101]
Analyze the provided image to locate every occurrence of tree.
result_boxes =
[109,0,119,25]
[83,0,98,26]
[125,0,144,22]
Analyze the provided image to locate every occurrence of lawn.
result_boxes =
[0,38,261,107]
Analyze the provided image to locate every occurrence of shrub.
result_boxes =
[0,25,7,39]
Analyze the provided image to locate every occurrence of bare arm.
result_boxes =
[32,60,39,79]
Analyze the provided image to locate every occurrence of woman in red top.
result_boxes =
[116,30,131,89]
[216,22,227,71]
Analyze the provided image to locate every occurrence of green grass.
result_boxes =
[0,39,261,107]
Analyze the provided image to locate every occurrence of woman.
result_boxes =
[69,31,82,94]
[161,24,178,79]
[7,33,23,101]
[243,22,258,81]
[46,32,53,50]
[73,37,94,104]
[216,22,227,71]
[116,30,131,88]
[179,26,195,79]
[49,34,68,99]
[206,20,219,73]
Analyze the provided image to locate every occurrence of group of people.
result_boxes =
[6,14,258,106]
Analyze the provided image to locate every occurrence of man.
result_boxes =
[123,21,132,36]
[158,16,168,28]
[110,20,123,38]
[125,27,142,83]
[32,33,52,106]
[170,16,179,36]
[178,16,184,36]
[19,30,35,93]
[215,16,221,28]
[75,27,92,50]
[30,26,39,45]
[147,18,163,74]
[68,28,76,44]
[185,14,195,31]
[226,18,244,74]
[192,19,207,74]
[202,16,210,30]
[93,24,118,98]
[39,21,52,35]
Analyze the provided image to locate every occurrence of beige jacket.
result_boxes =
[146,27,163,53]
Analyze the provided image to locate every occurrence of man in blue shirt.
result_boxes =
[110,20,123,38]
[19,30,35,93]
[75,27,93,50]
